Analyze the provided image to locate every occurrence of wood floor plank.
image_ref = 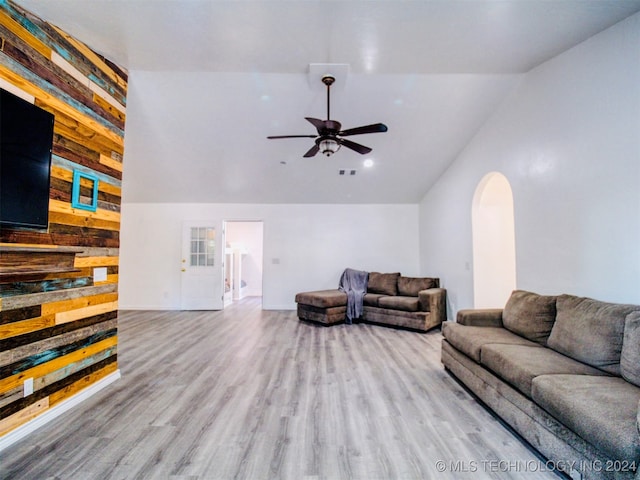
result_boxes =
[0,298,561,479]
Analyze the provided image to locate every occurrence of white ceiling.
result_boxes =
[16,0,640,204]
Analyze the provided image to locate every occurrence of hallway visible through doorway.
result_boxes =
[224,221,264,307]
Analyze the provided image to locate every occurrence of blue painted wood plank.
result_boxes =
[0,328,117,377]
[38,345,117,386]
[0,52,124,138]
[0,277,93,298]
[52,155,122,188]
[0,0,127,107]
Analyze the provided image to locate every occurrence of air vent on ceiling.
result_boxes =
[339,169,357,176]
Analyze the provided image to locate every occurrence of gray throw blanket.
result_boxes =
[339,268,369,324]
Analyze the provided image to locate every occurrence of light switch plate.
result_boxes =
[93,267,108,282]
[24,378,34,396]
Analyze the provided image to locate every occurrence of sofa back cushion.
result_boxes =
[621,311,640,387]
[367,272,400,296]
[397,276,439,297]
[547,294,640,375]
[502,290,557,344]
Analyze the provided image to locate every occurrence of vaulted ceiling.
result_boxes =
[16,0,640,203]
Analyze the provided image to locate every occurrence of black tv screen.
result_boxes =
[1,88,54,230]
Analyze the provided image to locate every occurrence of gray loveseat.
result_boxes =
[295,272,446,332]
[441,290,640,480]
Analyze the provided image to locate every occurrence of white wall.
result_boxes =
[119,203,419,310]
[419,13,640,318]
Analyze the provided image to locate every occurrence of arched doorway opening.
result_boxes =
[472,172,516,308]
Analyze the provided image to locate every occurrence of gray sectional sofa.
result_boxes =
[441,290,640,480]
[295,272,446,332]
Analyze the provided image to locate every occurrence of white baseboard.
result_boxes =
[0,369,121,453]
[121,304,297,311]
[118,305,178,311]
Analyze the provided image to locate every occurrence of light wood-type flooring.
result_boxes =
[0,297,562,479]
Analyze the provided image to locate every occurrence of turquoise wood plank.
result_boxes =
[36,345,117,389]
[0,328,117,377]
[0,0,127,107]
[52,155,122,188]
[0,277,93,298]
[0,52,124,138]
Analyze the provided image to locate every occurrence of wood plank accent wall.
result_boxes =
[0,0,126,437]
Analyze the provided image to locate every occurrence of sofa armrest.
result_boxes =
[456,309,504,327]
[418,288,447,324]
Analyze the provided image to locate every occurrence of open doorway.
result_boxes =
[472,172,517,308]
[223,221,264,306]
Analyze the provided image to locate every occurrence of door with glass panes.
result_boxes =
[180,221,223,310]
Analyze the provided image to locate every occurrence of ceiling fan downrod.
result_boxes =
[322,75,335,121]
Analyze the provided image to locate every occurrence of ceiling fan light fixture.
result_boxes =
[319,138,340,156]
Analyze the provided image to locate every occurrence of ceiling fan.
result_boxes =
[267,75,388,158]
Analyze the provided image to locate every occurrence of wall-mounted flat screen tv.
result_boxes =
[1,88,55,230]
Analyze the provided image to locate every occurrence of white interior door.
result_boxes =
[180,221,224,310]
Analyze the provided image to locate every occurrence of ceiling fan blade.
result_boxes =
[338,138,372,155]
[339,123,388,137]
[305,117,326,133]
[305,117,342,135]
[267,135,317,139]
[303,144,320,158]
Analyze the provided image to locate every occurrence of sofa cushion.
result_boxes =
[378,295,420,312]
[442,323,541,363]
[621,311,640,387]
[367,272,400,296]
[363,293,385,307]
[295,289,347,308]
[481,343,609,398]
[502,290,557,344]
[532,374,640,463]
[547,294,640,375]
[397,276,438,297]
[363,307,430,331]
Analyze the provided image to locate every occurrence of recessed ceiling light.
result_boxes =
[363,159,374,168]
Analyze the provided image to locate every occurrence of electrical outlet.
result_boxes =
[23,378,34,397]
